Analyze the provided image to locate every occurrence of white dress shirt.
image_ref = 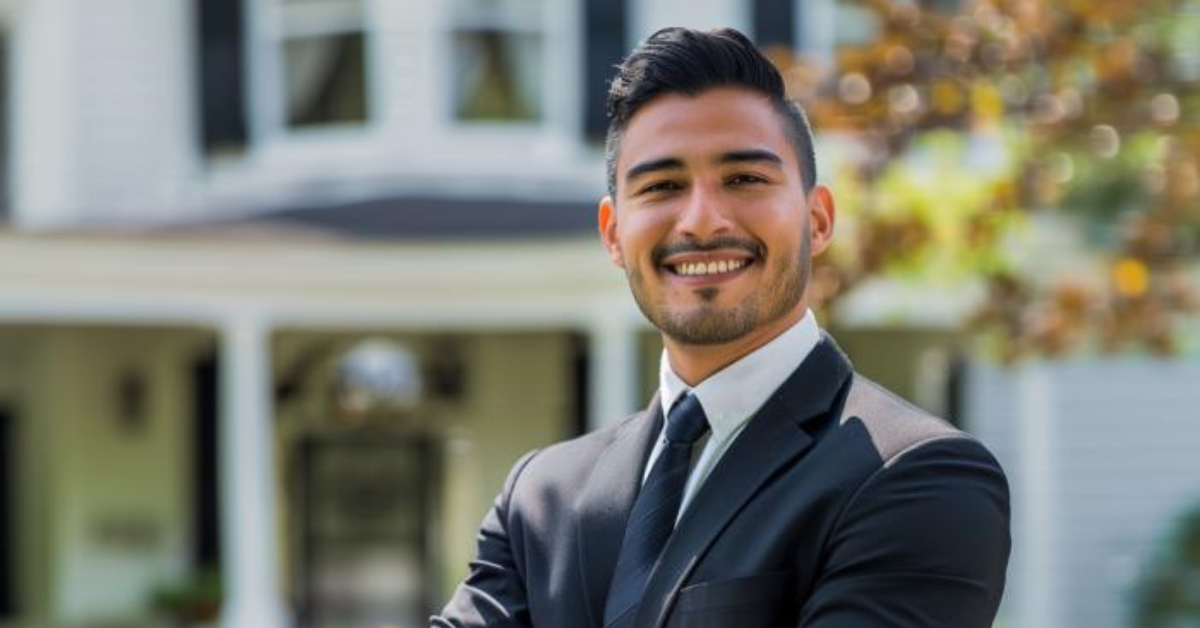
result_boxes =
[643,309,822,521]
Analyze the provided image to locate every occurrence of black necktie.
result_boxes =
[603,392,710,626]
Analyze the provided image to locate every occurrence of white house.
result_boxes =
[0,1,1195,627]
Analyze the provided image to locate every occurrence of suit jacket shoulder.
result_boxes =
[508,403,657,512]
[839,373,972,465]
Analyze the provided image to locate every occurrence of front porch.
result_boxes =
[0,233,650,628]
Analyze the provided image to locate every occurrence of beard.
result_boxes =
[627,228,811,346]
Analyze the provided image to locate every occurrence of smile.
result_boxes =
[672,259,748,276]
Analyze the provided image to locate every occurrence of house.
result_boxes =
[3,1,1194,627]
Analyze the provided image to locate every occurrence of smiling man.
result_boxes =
[433,27,1010,628]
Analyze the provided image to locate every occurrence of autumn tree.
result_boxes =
[773,0,1200,359]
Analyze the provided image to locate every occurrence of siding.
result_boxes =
[968,359,1200,628]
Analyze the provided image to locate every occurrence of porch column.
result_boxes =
[587,318,642,430]
[219,317,289,628]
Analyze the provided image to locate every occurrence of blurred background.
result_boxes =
[0,0,1197,627]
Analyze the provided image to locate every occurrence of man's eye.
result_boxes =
[640,181,682,195]
[727,174,767,186]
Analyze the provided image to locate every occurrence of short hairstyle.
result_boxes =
[604,27,817,198]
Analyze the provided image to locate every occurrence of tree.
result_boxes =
[772,0,1200,360]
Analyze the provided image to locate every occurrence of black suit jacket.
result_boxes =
[433,337,1010,628]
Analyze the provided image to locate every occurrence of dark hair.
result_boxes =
[604,27,817,197]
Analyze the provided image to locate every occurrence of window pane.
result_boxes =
[453,30,542,122]
[284,33,367,128]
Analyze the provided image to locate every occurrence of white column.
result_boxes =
[587,318,642,430]
[220,317,290,628]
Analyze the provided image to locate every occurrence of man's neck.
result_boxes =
[664,305,808,386]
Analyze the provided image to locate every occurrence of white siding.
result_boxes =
[968,359,1200,628]
[11,0,196,228]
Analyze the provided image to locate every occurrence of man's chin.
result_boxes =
[655,310,756,346]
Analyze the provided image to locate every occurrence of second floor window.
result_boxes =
[450,0,544,124]
[279,0,368,128]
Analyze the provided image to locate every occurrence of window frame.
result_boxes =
[244,0,373,149]
[433,0,580,143]
[211,0,586,186]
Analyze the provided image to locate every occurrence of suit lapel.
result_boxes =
[631,337,853,628]
[576,394,665,628]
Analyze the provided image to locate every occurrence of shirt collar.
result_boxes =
[658,309,822,443]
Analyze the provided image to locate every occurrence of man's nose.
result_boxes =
[675,183,733,238]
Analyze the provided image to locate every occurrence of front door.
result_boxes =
[294,433,435,628]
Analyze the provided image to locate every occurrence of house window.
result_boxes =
[450,0,545,123]
[278,0,368,128]
[194,0,369,160]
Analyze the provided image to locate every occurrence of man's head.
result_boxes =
[598,27,835,373]
[604,27,817,198]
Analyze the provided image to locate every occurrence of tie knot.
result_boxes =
[665,393,709,444]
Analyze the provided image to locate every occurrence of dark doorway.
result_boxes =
[570,332,590,437]
[191,353,222,573]
[0,405,15,618]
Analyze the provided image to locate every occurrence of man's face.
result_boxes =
[599,87,834,348]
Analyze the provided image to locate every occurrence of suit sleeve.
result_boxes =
[797,437,1011,628]
[431,450,540,628]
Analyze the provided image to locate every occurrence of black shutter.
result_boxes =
[0,34,10,220]
[582,0,627,143]
[754,0,796,51]
[195,0,248,155]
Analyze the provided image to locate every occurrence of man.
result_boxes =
[433,27,1010,628]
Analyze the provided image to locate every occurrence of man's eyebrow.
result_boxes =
[625,157,684,182]
[716,149,784,167]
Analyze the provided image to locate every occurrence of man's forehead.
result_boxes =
[616,89,797,176]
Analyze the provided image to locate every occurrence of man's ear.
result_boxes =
[807,185,836,257]
[598,196,626,269]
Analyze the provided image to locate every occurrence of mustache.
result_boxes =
[651,236,762,266]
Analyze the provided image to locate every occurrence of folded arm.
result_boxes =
[431,451,539,628]
[798,437,1011,628]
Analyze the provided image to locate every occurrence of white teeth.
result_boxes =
[674,259,747,276]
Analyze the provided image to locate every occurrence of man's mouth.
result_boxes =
[654,238,761,279]
[671,259,750,276]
